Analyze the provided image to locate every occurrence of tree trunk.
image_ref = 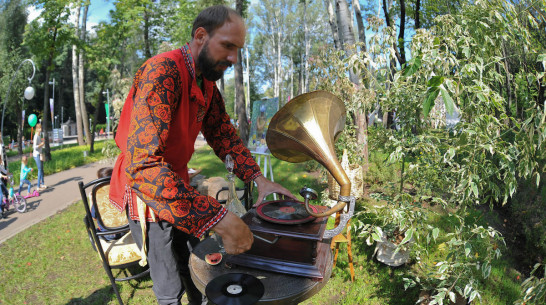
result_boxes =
[353,0,367,51]
[502,43,512,126]
[414,0,421,29]
[302,0,310,93]
[275,21,282,100]
[323,0,341,50]
[79,3,90,145]
[382,0,398,129]
[357,111,369,172]
[72,3,84,145]
[89,90,102,153]
[245,45,250,111]
[235,0,249,144]
[382,0,403,65]
[398,0,406,65]
[336,0,358,83]
[16,98,23,156]
[235,49,249,143]
[143,8,152,58]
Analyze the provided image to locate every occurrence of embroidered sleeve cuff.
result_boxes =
[245,172,262,184]
[195,206,228,238]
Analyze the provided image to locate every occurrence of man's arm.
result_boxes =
[202,87,296,205]
[201,88,262,182]
[124,56,226,238]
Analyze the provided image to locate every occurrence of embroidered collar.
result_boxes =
[181,43,196,79]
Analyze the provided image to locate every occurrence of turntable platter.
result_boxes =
[256,200,319,224]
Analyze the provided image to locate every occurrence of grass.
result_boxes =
[0,144,525,304]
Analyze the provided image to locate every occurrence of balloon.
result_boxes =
[28,114,37,127]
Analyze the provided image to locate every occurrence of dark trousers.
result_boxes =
[128,216,203,305]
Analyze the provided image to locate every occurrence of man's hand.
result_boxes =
[212,211,253,255]
[253,175,297,206]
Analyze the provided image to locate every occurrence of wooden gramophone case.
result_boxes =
[227,91,355,281]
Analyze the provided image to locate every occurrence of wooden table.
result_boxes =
[189,237,333,305]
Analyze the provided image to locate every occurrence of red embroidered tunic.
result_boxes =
[109,44,261,238]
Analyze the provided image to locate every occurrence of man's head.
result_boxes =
[191,5,246,81]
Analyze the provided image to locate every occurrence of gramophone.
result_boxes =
[227,90,355,281]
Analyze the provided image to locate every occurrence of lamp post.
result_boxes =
[1,58,36,137]
[102,89,110,138]
[49,78,55,132]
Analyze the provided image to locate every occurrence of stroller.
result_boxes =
[0,173,27,218]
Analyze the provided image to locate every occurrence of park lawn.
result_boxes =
[0,145,523,304]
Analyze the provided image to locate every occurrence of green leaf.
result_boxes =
[482,262,491,278]
[463,47,470,58]
[428,76,444,87]
[471,182,479,197]
[432,228,439,240]
[423,88,440,118]
[372,233,382,242]
[469,290,479,303]
[449,291,457,303]
[400,228,414,245]
[440,87,455,115]
[464,243,471,257]
[402,56,422,76]
[464,284,472,297]
[537,54,546,62]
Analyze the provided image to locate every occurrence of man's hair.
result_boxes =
[191,5,240,38]
[97,167,113,178]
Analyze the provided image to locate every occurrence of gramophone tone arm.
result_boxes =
[322,195,355,239]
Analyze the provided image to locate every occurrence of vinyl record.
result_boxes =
[205,273,264,305]
[256,200,319,224]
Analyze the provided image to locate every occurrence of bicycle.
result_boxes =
[0,174,27,218]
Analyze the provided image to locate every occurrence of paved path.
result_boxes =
[0,135,209,245]
[0,160,115,244]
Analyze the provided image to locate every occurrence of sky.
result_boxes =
[27,0,115,29]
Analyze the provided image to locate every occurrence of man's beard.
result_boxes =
[197,41,232,82]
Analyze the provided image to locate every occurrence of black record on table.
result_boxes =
[256,200,319,225]
[205,273,264,305]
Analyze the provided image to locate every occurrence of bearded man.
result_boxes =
[109,5,294,305]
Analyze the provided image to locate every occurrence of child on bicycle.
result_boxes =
[18,156,35,198]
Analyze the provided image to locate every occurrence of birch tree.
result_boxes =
[323,0,341,50]
[251,0,298,103]
[79,2,90,144]
[71,1,84,144]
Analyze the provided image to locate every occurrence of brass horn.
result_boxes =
[266,90,350,217]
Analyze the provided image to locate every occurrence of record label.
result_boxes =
[256,200,319,224]
[206,273,264,305]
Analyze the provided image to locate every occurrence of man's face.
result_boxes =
[196,17,246,81]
